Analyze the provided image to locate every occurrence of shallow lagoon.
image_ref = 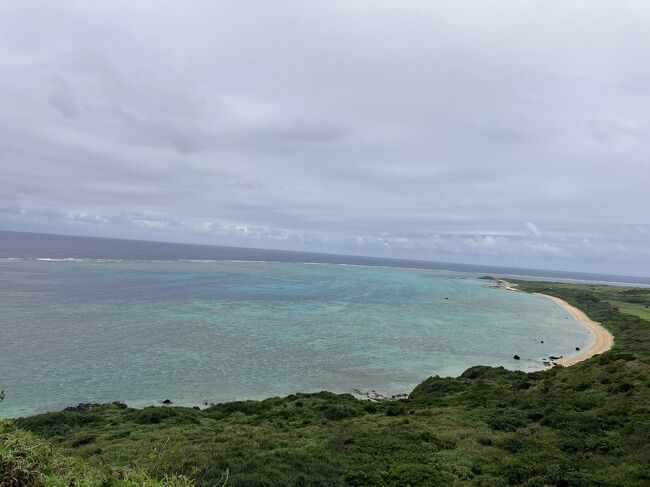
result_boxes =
[0,260,590,417]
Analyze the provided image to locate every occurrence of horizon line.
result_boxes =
[2,228,650,282]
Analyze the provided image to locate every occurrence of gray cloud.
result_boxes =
[525,222,542,238]
[1,0,649,276]
[48,76,78,118]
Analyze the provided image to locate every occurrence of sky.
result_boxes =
[1,1,649,276]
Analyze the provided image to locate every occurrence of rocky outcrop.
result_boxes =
[63,402,99,412]
[352,389,408,402]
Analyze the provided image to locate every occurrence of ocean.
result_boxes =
[0,231,642,418]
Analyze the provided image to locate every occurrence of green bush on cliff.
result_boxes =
[0,421,194,486]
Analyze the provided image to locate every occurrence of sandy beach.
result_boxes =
[533,293,614,366]
[501,281,614,366]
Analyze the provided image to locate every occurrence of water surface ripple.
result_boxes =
[0,260,590,417]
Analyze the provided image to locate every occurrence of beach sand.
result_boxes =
[501,281,614,367]
[533,292,614,366]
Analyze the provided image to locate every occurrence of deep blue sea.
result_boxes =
[0,231,644,418]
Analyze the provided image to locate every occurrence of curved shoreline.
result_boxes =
[533,292,614,366]
[501,280,614,367]
[3,280,618,416]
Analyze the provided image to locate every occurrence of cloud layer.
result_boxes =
[1,1,649,275]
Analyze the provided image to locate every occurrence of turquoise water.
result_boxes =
[0,260,591,418]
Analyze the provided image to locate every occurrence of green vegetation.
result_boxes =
[616,305,650,322]
[0,421,195,486]
[4,281,650,486]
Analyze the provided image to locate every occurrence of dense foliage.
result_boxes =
[5,282,650,486]
[0,421,195,486]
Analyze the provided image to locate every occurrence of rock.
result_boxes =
[63,402,99,412]
[513,355,521,360]
[575,347,580,351]
[391,393,408,400]
[541,340,544,343]
[478,276,497,280]
[549,356,561,360]
[445,297,449,300]
[162,399,172,405]
[354,389,407,402]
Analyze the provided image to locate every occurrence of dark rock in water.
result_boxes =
[445,297,449,300]
[478,276,497,280]
[541,340,544,343]
[575,347,580,351]
[192,406,200,410]
[549,356,561,360]
[63,402,99,412]
[204,402,209,405]
[542,361,551,366]
[513,355,521,360]
[162,399,172,405]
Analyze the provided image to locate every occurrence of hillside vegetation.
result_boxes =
[0,421,195,486]
[3,281,650,486]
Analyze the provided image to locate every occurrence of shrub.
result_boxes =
[342,468,387,486]
[324,404,362,421]
[135,407,180,424]
[0,420,194,486]
[487,408,530,432]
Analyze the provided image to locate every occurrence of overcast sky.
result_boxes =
[1,1,649,276]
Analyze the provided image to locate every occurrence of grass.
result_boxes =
[4,281,650,486]
[0,420,195,486]
[616,305,650,322]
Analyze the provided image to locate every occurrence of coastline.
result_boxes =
[533,293,614,366]
[501,280,614,367]
[355,279,617,402]
[3,278,619,416]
